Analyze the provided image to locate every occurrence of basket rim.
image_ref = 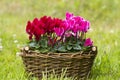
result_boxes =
[19,46,97,59]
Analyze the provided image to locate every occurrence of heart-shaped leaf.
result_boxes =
[73,44,81,51]
[57,46,67,52]
[66,45,72,50]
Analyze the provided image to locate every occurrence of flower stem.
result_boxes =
[81,32,85,41]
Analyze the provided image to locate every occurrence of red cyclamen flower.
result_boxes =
[26,18,45,41]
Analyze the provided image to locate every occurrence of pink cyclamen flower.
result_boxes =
[84,38,93,46]
[66,12,74,20]
[54,27,64,36]
[80,20,90,32]
[65,12,90,33]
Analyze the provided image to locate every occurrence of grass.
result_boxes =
[0,0,120,80]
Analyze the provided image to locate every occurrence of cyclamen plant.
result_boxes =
[26,12,93,53]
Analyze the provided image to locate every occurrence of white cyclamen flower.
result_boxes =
[14,40,18,43]
[0,45,3,51]
[110,30,114,34]
[13,34,16,38]
[16,52,21,57]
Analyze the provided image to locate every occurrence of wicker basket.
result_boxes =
[20,46,97,80]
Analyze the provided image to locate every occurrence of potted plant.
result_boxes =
[19,12,97,80]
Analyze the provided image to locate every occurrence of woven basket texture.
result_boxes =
[20,47,97,80]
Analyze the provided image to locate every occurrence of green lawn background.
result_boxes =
[0,0,120,80]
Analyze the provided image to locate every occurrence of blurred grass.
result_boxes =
[0,0,120,80]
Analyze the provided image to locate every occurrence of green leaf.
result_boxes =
[29,42,37,48]
[77,41,82,45]
[68,42,73,46]
[66,45,72,50]
[73,44,81,51]
[39,38,48,48]
[57,46,67,52]
[39,48,49,53]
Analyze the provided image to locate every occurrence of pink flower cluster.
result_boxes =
[26,12,93,47]
[65,12,90,33]
[53,12,90,38]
